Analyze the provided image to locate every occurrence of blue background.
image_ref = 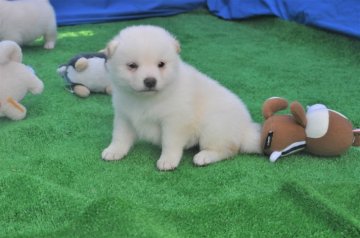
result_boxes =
[50,0,360,38]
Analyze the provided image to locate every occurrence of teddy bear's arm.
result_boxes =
[27,75,44,95]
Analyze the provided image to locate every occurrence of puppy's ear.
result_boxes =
[105,39,119,59]
[174,39,181,54]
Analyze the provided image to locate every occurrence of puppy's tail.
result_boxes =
[241,122,262,154]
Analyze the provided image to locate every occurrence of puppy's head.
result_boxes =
[106,25,181,93]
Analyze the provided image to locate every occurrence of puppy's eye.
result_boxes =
[158,61,165,68]
[127,63,138,70]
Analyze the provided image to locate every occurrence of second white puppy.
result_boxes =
[0,0,57,49]
[102,25,261,170]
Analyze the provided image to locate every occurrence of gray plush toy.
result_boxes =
[57,52,111,97]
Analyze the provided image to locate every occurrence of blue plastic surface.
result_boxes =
[207,0,360,38]
[49,0,359,38]
[50,0,206,25]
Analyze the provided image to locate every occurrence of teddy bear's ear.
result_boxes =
[74,57,88,72]
[0,40,22,64]
[290,101,307,128]
[105,39,119,59]
[262,97,288,119]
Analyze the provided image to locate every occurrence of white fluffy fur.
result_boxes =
[102,25,261,170]
[0,0,57,49]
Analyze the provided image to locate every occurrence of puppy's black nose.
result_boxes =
[144,77,157,89]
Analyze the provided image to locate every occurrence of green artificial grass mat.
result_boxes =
[1,9,360,237]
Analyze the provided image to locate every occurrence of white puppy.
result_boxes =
[0,0,57,49]
[102,25,261,170]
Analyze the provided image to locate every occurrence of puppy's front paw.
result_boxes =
[193,151,216,166]
[44,41,55,50]
[101,145,127,161]
[156,157,179,171]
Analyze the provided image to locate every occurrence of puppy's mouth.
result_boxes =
[137,88,159,93]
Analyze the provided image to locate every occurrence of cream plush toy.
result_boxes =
[57,52,111,97]
[0,41,44,120]
[0,0,57,49]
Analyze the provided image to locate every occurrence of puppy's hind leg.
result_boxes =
[193,147,237,166]
[193,121,241,166]
[43,26,57,49]
[194,116,262,166]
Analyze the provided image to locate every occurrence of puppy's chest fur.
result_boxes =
[117,91,199,147]
[127,104,162,145]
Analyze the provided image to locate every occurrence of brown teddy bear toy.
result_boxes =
[261,97,360,162]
